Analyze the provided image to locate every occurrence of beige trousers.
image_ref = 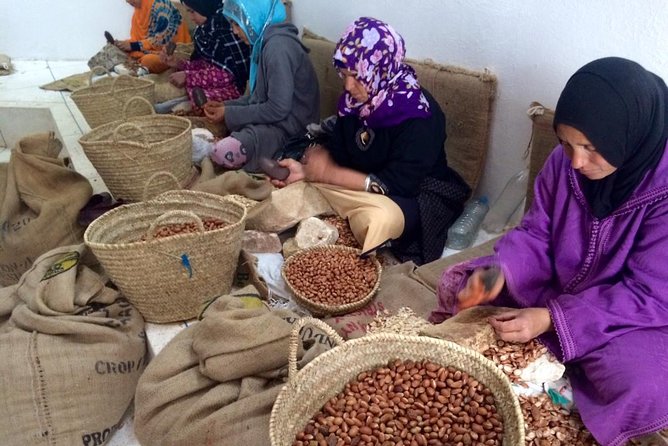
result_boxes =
[313,183,405,254]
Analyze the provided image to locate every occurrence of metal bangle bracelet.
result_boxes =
[364,175,372,192]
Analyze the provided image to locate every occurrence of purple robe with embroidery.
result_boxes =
[498,143,668,445]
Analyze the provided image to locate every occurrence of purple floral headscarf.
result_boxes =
[333,17,431,128]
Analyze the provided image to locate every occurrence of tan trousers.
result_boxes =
[313,183,404,254]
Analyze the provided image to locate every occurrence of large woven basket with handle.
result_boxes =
[79,96,193,202]
[270,318,525,446]
[70,66,155,129]
[84,190,246,323]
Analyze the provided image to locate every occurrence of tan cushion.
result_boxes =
[525,102,559,211]
[302,29,497,192]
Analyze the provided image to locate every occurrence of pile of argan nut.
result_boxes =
[482,340,597,445]
[140,217,226,241]
[284,248,377,306]
[293,359,504,446]
[481,339,551,385]
[321,216,361,249]
[519,394,597,446]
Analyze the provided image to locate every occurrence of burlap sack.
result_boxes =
[414,237,499,292]
[192,162,273,201]
[246,181,333,233]
[0,133,93,286]
[134,286,334,446]
[87,43,130,72]
[0,244,146,446]
[525,102,559,211]
[144,70,187,104]
[323,261,437,339]
[190,163,274,220]
[422,306,508,353]
[0,53,13,75]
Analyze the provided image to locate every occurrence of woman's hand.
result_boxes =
[169,71,186,88]
[302,146,334,183]
[115,40,132,52]
[457,267,505,310]
[270,158,305,188]
[488,308,553,343]
[203,101,225,123]
[160,50,179,67]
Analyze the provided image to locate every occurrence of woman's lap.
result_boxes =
[569,326,668,445]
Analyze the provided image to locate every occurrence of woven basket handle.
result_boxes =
[143,171,182,201]
[288,317,345,382]
[112,122,147,145]
[123,96,155,119]
[147,210,204,239]
[87,66,111,86]
[110,74,137,96]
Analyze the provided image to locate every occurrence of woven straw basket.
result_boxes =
[84,190,247,323]
[71,66,155,129]
[270,318,525,446]
[281,245,382,316]
[79,97,193,202]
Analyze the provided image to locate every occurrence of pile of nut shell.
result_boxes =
[292,359,504,446]
[284,249,378,306]
[140,217,227,241]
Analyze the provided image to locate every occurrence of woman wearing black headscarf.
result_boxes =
[434,57,668,445]
[161,0,250,113]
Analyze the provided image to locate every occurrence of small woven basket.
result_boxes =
[281,245,382,317]
[79,97,193,202]
[71,66,155,129]
[270,318,525,446]
[84,190,247,323]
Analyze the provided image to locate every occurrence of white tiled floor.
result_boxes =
[0,60,109,193]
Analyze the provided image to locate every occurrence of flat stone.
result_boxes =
[282,237,300,259]
[241,230,282,253]
[295,217,339,249]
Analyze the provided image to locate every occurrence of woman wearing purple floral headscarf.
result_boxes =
[274,17,471,265]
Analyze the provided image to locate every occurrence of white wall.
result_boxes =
[0,0,132,61]
[291,0,668,201]
[3,0,667,200]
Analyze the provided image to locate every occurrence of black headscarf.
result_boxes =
[180,0,220,18]
[554,57,668,218]
[181,0,250,92]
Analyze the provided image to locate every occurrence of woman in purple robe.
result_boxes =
[432,57,668,445]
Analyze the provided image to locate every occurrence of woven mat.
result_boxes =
[40,71,91,92]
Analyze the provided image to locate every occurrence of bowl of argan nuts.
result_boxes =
[281,245,382,316]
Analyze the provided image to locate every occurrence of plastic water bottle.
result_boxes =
[482,169,529,233]
[446,196,490,250]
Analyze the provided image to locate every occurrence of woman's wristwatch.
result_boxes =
[364,174,388,195]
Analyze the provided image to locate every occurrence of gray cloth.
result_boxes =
[224,23,320,172]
